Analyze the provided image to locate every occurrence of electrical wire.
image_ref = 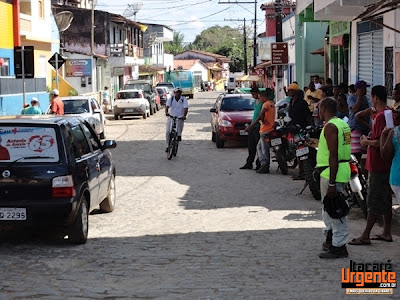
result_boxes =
[168,5,233,26]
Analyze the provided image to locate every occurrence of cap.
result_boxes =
[51,89,59,95]
[250,87,260,93]
[31,97,38,103]
[354,80,370,89]
[393,83,400,91]
[288,83,300,90]
[173,87,182,92]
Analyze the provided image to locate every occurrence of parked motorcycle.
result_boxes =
[344,155,368,218]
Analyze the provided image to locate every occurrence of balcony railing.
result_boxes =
[20,14,32,33]
[110,43,144,59]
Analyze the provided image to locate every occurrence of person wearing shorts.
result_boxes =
[102,86,110,114]
[349,85,393,245]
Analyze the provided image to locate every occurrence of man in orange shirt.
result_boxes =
[245,89,276,174]
[50,89,64,115]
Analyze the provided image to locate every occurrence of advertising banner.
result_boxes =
[66,59,92,77]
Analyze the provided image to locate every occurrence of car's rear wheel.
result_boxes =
[68,196,88,244]
[150,105,154,115]
[114,114,119,120]
[143,113,147,119]
[100,174,116,213]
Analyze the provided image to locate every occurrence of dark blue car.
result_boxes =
[0,116,117,244]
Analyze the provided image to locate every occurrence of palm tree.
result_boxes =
[165,32,185,55]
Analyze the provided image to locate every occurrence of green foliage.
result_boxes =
[189,25,252,73]
[164,32,185,55]
[68,89,78,96]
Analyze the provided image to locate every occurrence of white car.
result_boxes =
[114,89,150,120]
[48,96,107,139]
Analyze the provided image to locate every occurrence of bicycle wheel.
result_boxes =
[173,138,179,157]
[167,132,175,160]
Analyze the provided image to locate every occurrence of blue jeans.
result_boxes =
[257,133,270,167]
[320,177,349,247]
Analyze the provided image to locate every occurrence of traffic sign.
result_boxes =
[14,46,35,79]
[48,52,65,70]
[271,42,288,65]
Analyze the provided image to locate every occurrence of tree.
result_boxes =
[189,25,252,73]
[164,31,185,55]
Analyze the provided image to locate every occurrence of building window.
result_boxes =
[0,58,10,77]
[385,47,394,97]
[20,0,32,15]
[38,0,44,19]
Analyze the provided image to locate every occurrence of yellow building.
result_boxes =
[0,0,15,76]
[19,0,60,87]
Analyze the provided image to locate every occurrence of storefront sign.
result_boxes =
[66,59,92,77]
[331,35,345,46]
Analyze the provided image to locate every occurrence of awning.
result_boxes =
[331,35,344,46]
[235,75,263,82]
[255,60,272,69]
[311,48,324,56]
[355,0,400,35]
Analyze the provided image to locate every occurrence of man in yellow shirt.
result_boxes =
[305,81,323,126]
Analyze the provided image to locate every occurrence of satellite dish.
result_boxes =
[123,2,143,20]
[55,11,74,32]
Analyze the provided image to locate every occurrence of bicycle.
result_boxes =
[167,116,184,160]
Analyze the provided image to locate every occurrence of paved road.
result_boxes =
[0,92,398,299]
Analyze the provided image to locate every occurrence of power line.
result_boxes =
[168,5,233,26]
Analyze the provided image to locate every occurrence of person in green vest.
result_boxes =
[311,97,351,259]
[241,87,262,170]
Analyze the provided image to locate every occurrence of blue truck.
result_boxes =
[166,70,195,99]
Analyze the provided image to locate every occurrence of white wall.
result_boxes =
[190,62,208,81]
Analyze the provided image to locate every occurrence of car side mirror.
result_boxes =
[93,109,101,114]
[102,140,117,149]
[210,108,217,113]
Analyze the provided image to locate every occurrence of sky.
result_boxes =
[96,0,270,43]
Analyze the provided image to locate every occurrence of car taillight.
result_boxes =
[138,94,143,98]
[350,163,358,175]
[52,175,75,198]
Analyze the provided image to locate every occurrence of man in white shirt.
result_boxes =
[165,87,189,151]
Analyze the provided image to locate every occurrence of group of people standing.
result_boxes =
[240,77,400,259]
[21,89,64,116]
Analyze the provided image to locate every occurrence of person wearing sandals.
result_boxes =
[349,85,394,246]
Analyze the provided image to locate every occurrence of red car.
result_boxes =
[210,94,255,148]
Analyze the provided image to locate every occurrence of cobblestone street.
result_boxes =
[0,92,399,299]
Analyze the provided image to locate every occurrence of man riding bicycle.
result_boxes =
[165,87,189,152]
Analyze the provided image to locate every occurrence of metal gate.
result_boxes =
[358,30,383,90]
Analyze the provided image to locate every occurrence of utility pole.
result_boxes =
[91,0,96,92]
[219,1,258,70]
[225,18,248,74]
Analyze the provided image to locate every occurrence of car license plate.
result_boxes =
[0,208,27,221]
[271,138,282,146]
[296,147,309,157]
[240,130,248,136]
[124,109,134,113]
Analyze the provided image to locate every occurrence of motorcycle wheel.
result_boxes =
[275,149,288,175]
[303,159,321,200]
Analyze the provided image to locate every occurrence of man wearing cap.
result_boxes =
[50,89,64,115]
[347,80,371,162]
[392,83,400,110]
[241,87,262,170]
[165,87,188,152]
[24,98,42,115]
